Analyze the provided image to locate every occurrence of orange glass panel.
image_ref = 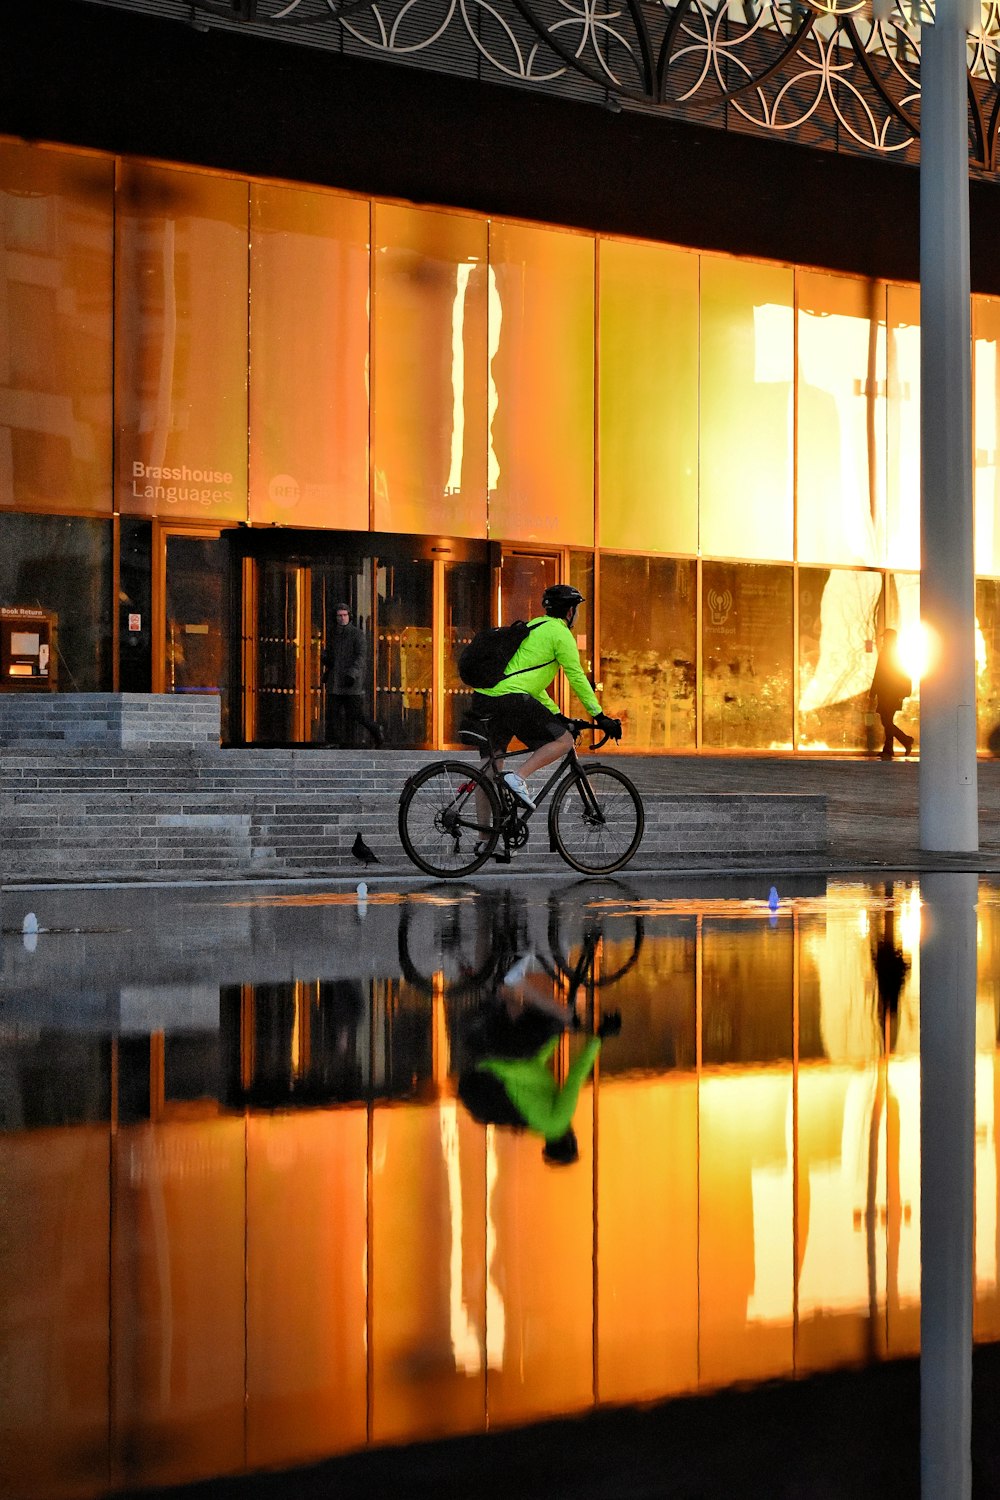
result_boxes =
[111,1120,246,1490]
[488,1094,594,1425]
[489,222,594,546]
[246,1110,368,1469]
[797,273,886,567]
[371,1101,487,1444]
[974,295,1000,577]
[598,239,698,553]
[886,283,921,571]
[372,204,487,537]
[700,256,793,561]
[0,141,113,515]
[249,186,369,529]
[0,1126,110,1500]
[116,163,248,522]
[699,1073,794,1387]
[597,1077,698,1402]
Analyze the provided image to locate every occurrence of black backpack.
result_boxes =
[458,619,547,690]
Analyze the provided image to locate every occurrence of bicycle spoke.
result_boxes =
[399,761,499,877]
[550,766,643,875]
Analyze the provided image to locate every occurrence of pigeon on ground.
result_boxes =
[352,832,380,866]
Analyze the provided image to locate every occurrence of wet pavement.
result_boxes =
[3,870,1000,1498]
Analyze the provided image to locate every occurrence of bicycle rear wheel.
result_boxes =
[549,764,644,874]
[398,760,500,877]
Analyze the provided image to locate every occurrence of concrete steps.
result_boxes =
[2,742,827,882]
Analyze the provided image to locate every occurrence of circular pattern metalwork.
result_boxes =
[180,0,1000,170]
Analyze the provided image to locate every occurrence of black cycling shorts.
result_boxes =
[462,692,567,757]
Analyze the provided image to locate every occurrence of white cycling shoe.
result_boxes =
[502,771,536,810]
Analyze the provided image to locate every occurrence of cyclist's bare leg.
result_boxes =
[517,731,573,780]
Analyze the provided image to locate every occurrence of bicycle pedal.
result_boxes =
[493,849,512,864]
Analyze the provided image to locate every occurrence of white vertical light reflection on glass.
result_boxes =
[487,265,502,502]
[484,1123,505,1370]
[437,1098,482,1375]
[798,569,883,720]
[446,264,474,498]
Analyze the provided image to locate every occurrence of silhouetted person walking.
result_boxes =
[321,603,383,748]
[869,629,914,760]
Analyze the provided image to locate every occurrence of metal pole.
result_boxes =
[919,871,977,1499]
[919,0,978,851]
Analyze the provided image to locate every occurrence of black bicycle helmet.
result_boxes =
[542,583,585,617]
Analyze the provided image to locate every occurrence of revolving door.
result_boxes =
[227,529,492,749]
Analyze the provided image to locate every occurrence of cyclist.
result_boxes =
[461,583,622,810]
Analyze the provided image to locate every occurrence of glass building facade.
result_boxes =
[4,135,1000,751]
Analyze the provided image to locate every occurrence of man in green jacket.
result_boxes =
[464,583,622,809]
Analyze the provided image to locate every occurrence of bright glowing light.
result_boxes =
[896,621,932,684]
[900,886,922,952]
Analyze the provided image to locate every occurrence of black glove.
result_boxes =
[598,1011,622,1040]
[595,713,622,741]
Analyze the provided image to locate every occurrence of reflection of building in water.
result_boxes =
[11,882,1000,1494]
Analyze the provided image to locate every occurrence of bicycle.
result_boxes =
[397,718,644,878]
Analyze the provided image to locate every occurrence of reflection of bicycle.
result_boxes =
[397,882,644,1005]
[397,719,644,878]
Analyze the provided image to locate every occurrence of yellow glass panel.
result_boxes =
[598,239,697,553]
[699,1072,794,1387]
[798,566,883,752]
[886,569,920,745]
[796,1066,887,1372]
[488,1109,594,1425]
[0,1126,110,1500]
[974,295,1000,576]
[116,163,248,522]
[976,576,1000,750]
[0,141,113,515]
[371,1101,487,1444]
[886,283,921,570]
[246,1110,367,1469]
[372,204,487,537]
[250,186,369,529]
[797,273,886,567]
[489,222,594,546]
[885,1054,921,1356]
[597,1077,698,1402]
[599,553,696,750]
[702,561,793,750]
[974,1052,1000,1340]
[112,1120,246,1489]
[700,256,793,561]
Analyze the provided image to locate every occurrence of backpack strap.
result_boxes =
[502,620,556,681]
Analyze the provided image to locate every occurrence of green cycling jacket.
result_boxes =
[477,615,601,717]
[477,1034,601,1141]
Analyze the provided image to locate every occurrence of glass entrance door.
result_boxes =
[163,530,231,739]
[499,550,559,625]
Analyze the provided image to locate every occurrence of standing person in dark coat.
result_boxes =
[321,603,383,747]
[869,628,914,760]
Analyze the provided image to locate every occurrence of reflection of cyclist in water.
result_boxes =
[458,990,621,1166]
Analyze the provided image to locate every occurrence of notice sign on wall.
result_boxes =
[1,605,55,691]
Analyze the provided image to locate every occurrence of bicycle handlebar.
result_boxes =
[566,717,619,750]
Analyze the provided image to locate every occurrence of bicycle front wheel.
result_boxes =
[398,760,500,877]
[549,764,644,874]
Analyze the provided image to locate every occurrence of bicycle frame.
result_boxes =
[481,726,607,860]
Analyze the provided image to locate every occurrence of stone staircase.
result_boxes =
[0,694,828,883]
